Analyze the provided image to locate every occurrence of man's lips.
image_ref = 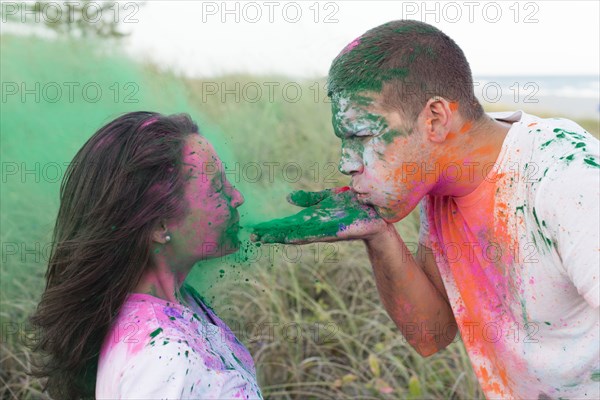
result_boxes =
[351,185,369,197]
[355,192,372,205]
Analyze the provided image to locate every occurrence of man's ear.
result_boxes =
[417,97,454,143]
[151,219,169,244]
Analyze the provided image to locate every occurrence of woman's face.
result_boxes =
[166,135,244,264]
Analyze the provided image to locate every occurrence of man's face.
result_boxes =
[331,92,434,222]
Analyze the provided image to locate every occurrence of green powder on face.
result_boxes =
[362,112,389,135]
[379,128,412,145]
[348,92,376,108]
[331,91,412,156]
[591,371,600,382]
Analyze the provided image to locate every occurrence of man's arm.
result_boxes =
[251,188,458,356]
[364,224,457,357]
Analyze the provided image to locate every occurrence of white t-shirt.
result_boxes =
[419,111,599,399]
[96,284,263,399]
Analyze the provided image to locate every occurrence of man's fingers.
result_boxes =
[256,232,340,245]
[286,189,331,207]
[251,229,290,244]
[286,186,351,207]
[252,230,307,244]
[251,220,339,244]
[256,233,281,244]
[250,219,297,243]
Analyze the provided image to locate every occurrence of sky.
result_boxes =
[1,0,598,78]
[120,0,600,78]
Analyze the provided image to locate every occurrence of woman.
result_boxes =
[28,112,263,399]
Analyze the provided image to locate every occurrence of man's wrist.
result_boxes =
[363,223,397,247]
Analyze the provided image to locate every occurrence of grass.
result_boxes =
[1,35,598,399]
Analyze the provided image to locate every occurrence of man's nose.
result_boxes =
[338,148,363,176]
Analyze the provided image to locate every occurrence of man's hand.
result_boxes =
[250,186,389,244]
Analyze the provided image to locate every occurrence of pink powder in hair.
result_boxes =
[140,117,158,129]
[341,36,361,55]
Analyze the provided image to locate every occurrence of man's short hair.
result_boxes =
[327,20,484,122]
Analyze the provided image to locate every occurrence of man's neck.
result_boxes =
[430,115,513,198]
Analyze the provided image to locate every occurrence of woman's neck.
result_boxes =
[132,263,191,308]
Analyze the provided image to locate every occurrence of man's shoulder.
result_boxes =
[487,110,591,137]
[491,110,598,174]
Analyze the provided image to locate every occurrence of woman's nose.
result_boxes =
[230,186,244,208]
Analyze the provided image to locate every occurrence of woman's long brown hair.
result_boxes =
[27,111,199,399]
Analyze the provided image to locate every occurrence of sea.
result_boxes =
[473,75,599,120]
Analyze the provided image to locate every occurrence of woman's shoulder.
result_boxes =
[105,292,223,352]
[100,337,263,400]
[98,294,217,383]
[97,318,240,399]
[182,283,216,312]
[98,289,263,399]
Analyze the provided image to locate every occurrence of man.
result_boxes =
[252,20,599,399]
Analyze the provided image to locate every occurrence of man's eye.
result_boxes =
[349,135,371,143]
[351,130,372,139]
